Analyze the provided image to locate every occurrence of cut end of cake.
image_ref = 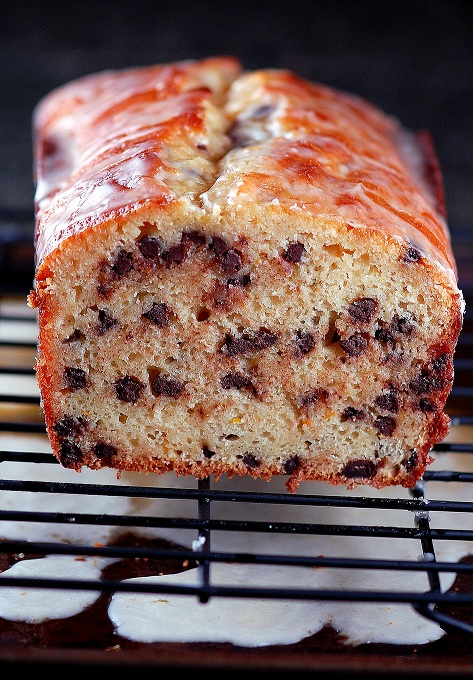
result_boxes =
[32,203,462,492]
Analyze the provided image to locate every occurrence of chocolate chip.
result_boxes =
[228,273,251,287]
[94,443,117,460]
[409,375,431,394]
[208,236,243,274]
[112,249,133,275]
[376,315,414,344]
[97,283,110,299]
[210,237,228,255]
[283,455,300,474]
[64,367,87,390]
[294,331,316,356]
[283,241,305,263]
[300,388,329,407]
[224,328,278,356]
[151,375,184,398]
[373,416,396,436]
[202,447,215,459]
[394,316,414,335]
[225,334,254,356]
[220,372,253,390]
[403,246,422,262]
[54,417,75,437]
[242,453,260,469]
[220,249,242,274]
[409,355,451,395]
[251,328,279,351]
[163,244,186,266]
[432,353,450,373]
[375,327,394,344]
[142,302,171,327]
[348,298,377,323]
[341,407,366,422]
[409,373,443,395]
[53,415,87,437]
[114,376,145,403]
[97,309,117,334]
[59,440,83,467]
[403,450,418,471]
[339,334,368,357]
[182,230,207,246]
[342,459,378,479]
[138,235,163,259]
[419,398,436,412]
[375,391,398,413]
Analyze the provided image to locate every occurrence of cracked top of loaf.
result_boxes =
[33,55,456,281]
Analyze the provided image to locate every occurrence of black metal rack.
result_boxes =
[1,210,473,643]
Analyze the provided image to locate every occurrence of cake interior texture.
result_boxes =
[30,57,463,491]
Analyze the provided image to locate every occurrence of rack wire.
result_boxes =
[1,209,473,641]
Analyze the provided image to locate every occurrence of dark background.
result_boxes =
[1,0,472,285]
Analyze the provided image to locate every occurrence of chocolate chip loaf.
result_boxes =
[29,56,463,492]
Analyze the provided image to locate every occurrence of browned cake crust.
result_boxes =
[28,56,464,492]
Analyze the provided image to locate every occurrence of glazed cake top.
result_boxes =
[33,55,456,279]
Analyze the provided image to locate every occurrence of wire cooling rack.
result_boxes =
[1,209,473,644]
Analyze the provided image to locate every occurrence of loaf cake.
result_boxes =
[28,56,463,492]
